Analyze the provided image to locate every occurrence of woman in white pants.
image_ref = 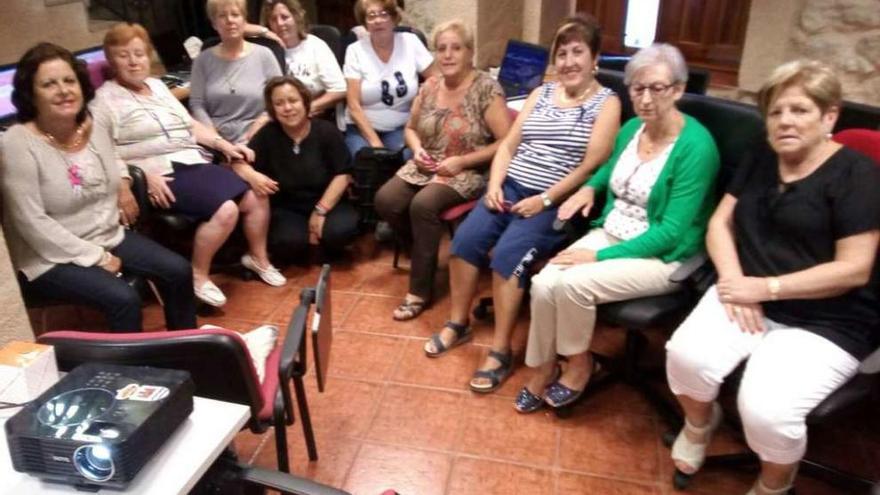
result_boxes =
[665,60,880,495]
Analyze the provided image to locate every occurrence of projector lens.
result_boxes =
[73,444,115,482]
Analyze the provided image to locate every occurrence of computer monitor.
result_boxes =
[0,47,109,125]
[0,62,16,124]
[497,40,549,99]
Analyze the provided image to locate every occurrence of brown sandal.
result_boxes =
[392,299,427,321]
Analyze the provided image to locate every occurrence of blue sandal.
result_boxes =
[424,320,472,358]
[469,349,513,393]
[514,364,561,413]
[545,357,602,408]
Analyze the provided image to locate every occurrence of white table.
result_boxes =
[0,396,249,495]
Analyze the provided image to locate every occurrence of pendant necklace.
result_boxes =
[290,121,311,155]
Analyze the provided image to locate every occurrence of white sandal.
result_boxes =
[671,401,723,475]
[745,467,797,495]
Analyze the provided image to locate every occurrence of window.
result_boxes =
[624,0,661,48]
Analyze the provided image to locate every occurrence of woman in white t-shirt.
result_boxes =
[342,0,436,156]
[246,0,346,118]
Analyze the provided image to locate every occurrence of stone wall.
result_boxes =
[739,0,880,106]
[0,229,35,346]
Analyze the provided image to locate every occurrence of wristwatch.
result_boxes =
[314,203,328,216]
[540,192,553,209]
[767,277,781,300]
[260,26,270,36]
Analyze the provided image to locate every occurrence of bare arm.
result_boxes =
[346,78,383,147]
[310,91,346,116]
[706,194,745,279]
[452,95,512,170]
[317,174,351,210]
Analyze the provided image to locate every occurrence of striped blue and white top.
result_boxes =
[507,83,614,192]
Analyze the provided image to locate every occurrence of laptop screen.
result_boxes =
[497,40,549,99]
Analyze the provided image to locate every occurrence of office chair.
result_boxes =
[310,24,344,68]
[833,128,880,163]
[38,265,335,475]
[350,147,406,231]
[201,35,287,73]
[550,94,766,427]
[668,346,880,493]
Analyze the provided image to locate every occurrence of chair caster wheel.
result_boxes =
[673,470,692,490]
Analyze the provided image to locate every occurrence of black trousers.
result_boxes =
[268,201,360,262]
[23,230,196,331]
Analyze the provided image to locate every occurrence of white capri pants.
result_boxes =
[526,228,680,367]
[666,286,860,464]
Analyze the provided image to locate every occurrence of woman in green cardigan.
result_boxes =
[515,43,720,413]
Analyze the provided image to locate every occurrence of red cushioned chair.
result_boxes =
[833,128,880,164]
[39,265,333,476]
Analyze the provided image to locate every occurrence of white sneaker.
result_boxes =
[194,280,227,307]
[241,325,279,383]
[241,254,286,287]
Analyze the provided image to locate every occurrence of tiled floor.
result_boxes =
[30,235,880,495]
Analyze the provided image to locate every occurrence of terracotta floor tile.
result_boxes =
[253,430,361,488]
[212,280,297,321]
[558,410,662,482]
[296,377,383,438]
[557,472,662,494]
[328,331,406,382]
[343,443,451,495]
[232,430,268,464]
[365,384,466,451]
[359,265,411,297]
[457,394,559,467]
[390,339,483,391]
[446,457,554,495]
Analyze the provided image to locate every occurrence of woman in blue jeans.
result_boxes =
[2,43,195,331]
[424,14,620,393]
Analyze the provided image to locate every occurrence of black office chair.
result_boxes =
[668,347,880,493]
[597,57,711,95]
[310,24,344,68]
[349,147,406,231]
[201,35,287,73]
[39,265,334,477]
[554,94,765,428]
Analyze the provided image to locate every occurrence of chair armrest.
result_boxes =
[239,464,352,495]
[669,252,716,293]
[127,165,149,217]
[860,347,880,373]
[279,302,309,381]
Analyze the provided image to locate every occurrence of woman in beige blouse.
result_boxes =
[374,20,511,321]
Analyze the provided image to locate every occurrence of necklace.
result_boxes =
[42,122,86,151]
[558,80,597,105]
[288,121,311,155]
[221,60,247,94]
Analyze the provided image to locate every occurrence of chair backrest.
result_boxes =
[836,100,880,132]
[833,128,880,165]
[677,92,765,191]
[310,24,344,67]
[595,68,634,122]
[201,36,287,73]
[311,265,333,392]
[37,329,266,419]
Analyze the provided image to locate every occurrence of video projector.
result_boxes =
[5,362,194,490]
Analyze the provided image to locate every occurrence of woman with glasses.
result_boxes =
[93,23,284,308]
[342,0,436,156]
[665,60,880,495]
[426,15,620,394]
[515,43,720,413]
[2,42,195,331]
[248,0,346,118]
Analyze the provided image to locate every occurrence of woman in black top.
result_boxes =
[237,76,358,262]
[664,60,880,495]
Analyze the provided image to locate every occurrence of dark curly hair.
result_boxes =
[12,42,94,124]
[263,75,312,120]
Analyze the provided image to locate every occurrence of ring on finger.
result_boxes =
[733,306,743,314]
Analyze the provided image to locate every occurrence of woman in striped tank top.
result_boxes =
[423,14,621,394]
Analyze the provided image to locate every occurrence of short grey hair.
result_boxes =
[624,43,689,86]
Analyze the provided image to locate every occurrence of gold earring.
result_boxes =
[592,66,599,76]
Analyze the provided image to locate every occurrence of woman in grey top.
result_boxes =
[0,43,195,332]
[190,0,283,145]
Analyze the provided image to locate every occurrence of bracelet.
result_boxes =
[260,26,269,36]
[100,251,112,266]
[767,277,781,301]
[314,203,328,216]
[212,135,225,146]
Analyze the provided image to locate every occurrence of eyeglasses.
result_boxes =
[628,83,675,97]
[380,71,408,106]
[366,10,391,21]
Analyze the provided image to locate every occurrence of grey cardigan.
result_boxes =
[0,122,124,280]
